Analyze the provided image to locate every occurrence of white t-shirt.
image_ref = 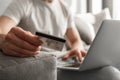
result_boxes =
[3,0,75,38]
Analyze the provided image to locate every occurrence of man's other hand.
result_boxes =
[62,48,87,63]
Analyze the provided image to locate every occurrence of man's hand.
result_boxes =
[0,27,42,57]
[62,48,87,63]
[64,27,87,63]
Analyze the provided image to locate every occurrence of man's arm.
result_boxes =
[62,27,87,62]
[66,27,83,49]
[0,16,42,57]
[0,16,16,49]
[0,16,16,34]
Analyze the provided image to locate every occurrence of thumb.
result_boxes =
[62,51,76,61]
[62,53,70,61]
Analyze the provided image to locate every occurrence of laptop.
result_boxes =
[57,20,120,71]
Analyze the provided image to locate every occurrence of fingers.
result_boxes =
[5,32,40,52]
[2,42,40,57]
[9,42,40,55]
[62,50,82,62]
[3,48,27,57]
[77,51,83,62]
[62,53,70,61]
[81,50,87,57]
[62,49,87,62]
[10,27,42,46]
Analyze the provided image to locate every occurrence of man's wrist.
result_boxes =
[71,43,84,51]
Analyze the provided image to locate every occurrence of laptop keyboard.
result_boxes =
[57,58,81,68]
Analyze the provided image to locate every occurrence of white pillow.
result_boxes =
[74,15,95,45]
[75,13,95,25]
[75,8,111,34]
[93,8,111,34]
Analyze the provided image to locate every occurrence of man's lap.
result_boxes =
[57,66,120,80]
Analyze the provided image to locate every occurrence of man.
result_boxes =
[0,0,86,61]
[0,0,120,80]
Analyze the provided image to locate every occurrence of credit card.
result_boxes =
[36,32,66,51]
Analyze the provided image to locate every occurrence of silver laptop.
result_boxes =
[57,20,120,71]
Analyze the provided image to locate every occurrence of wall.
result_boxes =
[66,0,120,19]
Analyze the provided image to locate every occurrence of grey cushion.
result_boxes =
[93,8,111,34]
[0,51,56,80]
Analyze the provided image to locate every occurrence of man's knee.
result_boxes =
[98,66,120,80]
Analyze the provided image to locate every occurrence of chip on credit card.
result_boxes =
[36,32,66,51]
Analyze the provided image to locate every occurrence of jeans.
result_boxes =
[57,66,120,80]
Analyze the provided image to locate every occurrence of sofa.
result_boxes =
[1,0,120,80]
[0,51,57,80]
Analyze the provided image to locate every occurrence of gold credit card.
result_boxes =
[36,32,66,51]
